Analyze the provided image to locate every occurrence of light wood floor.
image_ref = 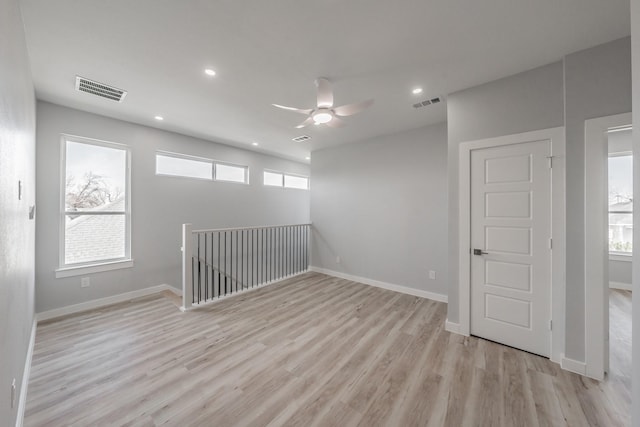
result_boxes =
[25,273,630,426]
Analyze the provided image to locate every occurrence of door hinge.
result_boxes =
[546,155,554,168]
[548,238,553,249]
[549,320,553,330]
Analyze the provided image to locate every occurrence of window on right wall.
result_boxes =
[608,151,633,255]
[263,170,309,190]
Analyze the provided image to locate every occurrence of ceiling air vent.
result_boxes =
[292,135,311,142]
[75,76,127,102]
[413,96,442,109]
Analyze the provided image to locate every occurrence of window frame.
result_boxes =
[155,151,250,185]
[607,150,633,257]
[263,169,309,190]
[214,160,250,185]
[56,134,133,277]
[263,170,284,187]
[155,151,213,181]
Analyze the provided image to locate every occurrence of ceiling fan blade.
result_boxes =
[295,116,315,128]
[315,78,334,108]
[326,116,346,128]
[333,99,374,117]
[272,104,313,115]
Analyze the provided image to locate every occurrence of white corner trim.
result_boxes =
[160,284,182,296]
[36,284,180,322]
[609,281,632,291]
[309,266,448,303]
[445,319,466,335]
[561,355,587,376]
[15,318,37,427]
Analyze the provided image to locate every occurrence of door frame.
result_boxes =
[584,112,632,380]
[457,127,566,364]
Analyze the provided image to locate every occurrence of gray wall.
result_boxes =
[563,37,632,359]
[447,37,631,362]
[35,102,310,313]
[631,0,640,424]
[609,259,632,286]
[446,62,565,323]
[310,122,448,297]
[0,0,36,425]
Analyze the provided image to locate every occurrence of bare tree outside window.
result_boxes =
[62,138,129,266]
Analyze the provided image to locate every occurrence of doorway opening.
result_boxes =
[584,112,632,380]
[606,127,632,394]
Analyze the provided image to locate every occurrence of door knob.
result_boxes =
[473,249,488,255]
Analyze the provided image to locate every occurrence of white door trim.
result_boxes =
[457,127,566,364]
[584,112,632,380]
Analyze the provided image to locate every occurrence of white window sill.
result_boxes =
[55,259,134,278]
[609,253,632,262]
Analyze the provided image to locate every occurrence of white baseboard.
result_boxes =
[561,355,587,376]
[609,281,632,291]
[37,284,181,322]
[309,266,447,303]
[445,319,465,335]
[16,318,37,427]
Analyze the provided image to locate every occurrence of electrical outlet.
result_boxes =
[336,256,341,264]
[81,277,91,288]
[11,378,16,408]
[429,270,436,280]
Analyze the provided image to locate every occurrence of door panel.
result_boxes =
[471,139,551,357]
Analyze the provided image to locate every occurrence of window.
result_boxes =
[264,170,309,190]
[215,162,248,184]
[264,171,283,187]
[284,174,309,190]
[608,152,632,254]
[155,152,249,184]
[156,153,212,180]
[59,135,131,275]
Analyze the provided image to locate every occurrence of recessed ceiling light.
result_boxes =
[252,142,259,146]
[204,68,216,76]
[154,115,164,121]
[412,87,423,95]
[305,156,311,160]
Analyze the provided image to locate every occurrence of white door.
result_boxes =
[470,139,552,357]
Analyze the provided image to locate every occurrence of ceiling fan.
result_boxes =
[273,78,374,129]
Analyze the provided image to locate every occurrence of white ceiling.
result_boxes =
[20,0,630,163]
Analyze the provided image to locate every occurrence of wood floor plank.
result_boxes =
[24,272,630,426]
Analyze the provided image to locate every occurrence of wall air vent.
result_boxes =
[292,135,311,142]
[75,76,127,102]
[413,96,442,109]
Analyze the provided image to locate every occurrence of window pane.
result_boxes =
[609,213,633,253]
[608,155,633,206]
[66,141,126,212]
[284,174,308,189]
[156,154,212,180]
[264,171,283,186]
[215,163,247,183]
[608,153,633,254]
[65,214,126,264]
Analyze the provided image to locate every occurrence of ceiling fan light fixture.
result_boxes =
[313,111,332,124]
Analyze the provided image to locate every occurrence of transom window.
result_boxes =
[155,151,249,184]
[263,170,309,190]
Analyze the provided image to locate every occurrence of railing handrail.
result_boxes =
[192,222,312,234]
